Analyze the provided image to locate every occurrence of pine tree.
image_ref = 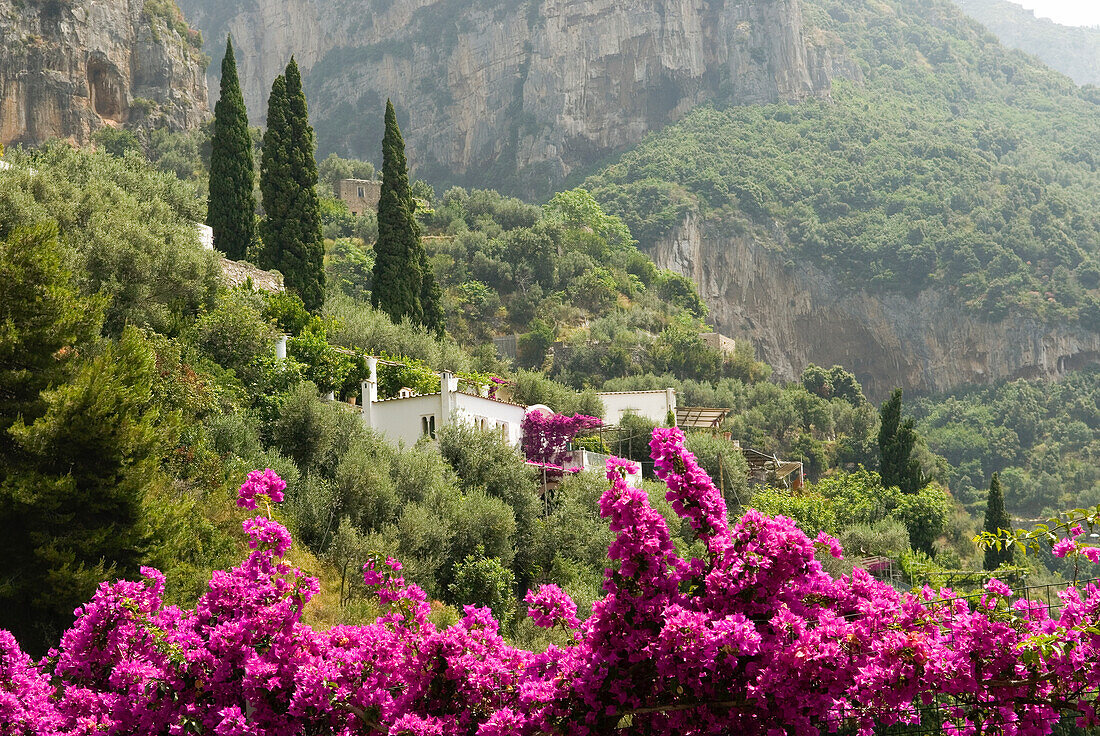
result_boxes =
[207,36,256,260]
[983,473,1014,571]
[0,330,160,655]
[372,99,425,325]
[0,226,156,654]
[259,59,325,312]
[0,225,101,451]
[877,388,924,493]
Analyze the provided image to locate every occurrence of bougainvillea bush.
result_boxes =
[521,410,602,468]
[6,430,1100,735]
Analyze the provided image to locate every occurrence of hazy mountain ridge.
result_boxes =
[951,0,1100,86]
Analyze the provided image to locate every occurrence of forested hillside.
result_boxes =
[3,141,1094,655]
[588,0,1100,327]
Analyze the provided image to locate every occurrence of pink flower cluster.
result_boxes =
[1052,525,1100,563]
[525,584,581,632]
[521,410,602,467]
[236,468,286,509]
[7,429,1100,735]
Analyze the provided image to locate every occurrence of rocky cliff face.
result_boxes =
[653,215,1100,400]
[0,0,209,147]
[178,0,840,194]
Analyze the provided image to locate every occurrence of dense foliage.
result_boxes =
[206,36,255,260]
[0,144,219,334]
[912,370,1100,516]
[586,0,1100,325]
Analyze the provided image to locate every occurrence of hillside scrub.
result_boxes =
[0,144,219,335]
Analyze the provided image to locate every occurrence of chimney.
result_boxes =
[441,370,457,425]
[360,357,378,429]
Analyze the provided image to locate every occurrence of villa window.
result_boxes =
[421,414,437,439]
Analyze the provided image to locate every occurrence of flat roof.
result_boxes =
[373,391,527,409]
[598,389,674,396]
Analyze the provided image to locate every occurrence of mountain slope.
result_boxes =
[176,0,848,197]
[951,0,1100,86]
[587,0,1100,395]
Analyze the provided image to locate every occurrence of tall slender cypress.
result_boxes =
[877,388,924,493]
[260,74,289,269]
[283,58,325,311]
[372,100,423,324]
[982,473,1013,571]
[207,36,255,260]
[259,59,325,311]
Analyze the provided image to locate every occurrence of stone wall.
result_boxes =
[336,178,381,216]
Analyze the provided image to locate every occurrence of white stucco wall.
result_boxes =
[597,389,677,426]
[368,394,445,446]
[195,222,214,251]
[363,391,526,448]
[453,394,527,447]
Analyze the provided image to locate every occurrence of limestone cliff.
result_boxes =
[653,215,1100,401]
[177,0,840,195]
[0,0,209,147]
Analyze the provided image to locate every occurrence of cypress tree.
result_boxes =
[877,388,924,493]
[282,58,325,311]
[420,247,444,335]
[207,36,255,260]
[982,473,1014,571]
[260,73,289,270]
[259,59,325,312]
[372,99,424,325]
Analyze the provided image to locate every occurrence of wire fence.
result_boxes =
[823,577,1100,735]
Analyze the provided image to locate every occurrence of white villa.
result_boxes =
[596,388,677,426]
[359,357,527,447]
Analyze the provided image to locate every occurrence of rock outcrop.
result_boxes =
[0,0,209,147]
[653,215,1100,400]
[177,0,842,194]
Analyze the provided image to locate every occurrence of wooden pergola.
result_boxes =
[675,406,730,429]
